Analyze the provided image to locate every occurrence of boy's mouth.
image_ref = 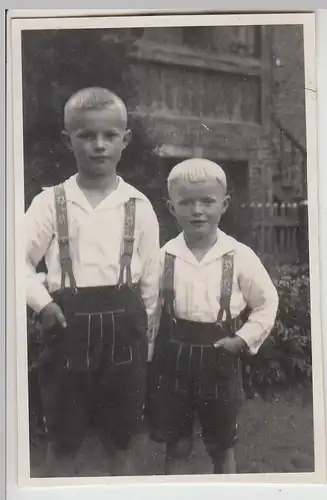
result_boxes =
[190,220,207,226]
[90,155,110,162]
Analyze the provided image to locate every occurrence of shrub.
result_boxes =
[242,263,312,398]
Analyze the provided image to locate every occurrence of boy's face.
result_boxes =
[168,179,229,238]
[62,106,130,178]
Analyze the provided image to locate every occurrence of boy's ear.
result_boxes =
[123,129,132,149]
[166,199,176,217]
[61,130,73,151]
[222,195,231,214]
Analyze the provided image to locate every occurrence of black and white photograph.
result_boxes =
[7,11,326,486]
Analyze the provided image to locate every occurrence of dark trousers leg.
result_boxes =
[38,362,90,476]
[197,379,239,474]
[91,334,147,476]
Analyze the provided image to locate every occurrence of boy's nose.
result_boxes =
[192,201,204,214]
[94,136,106,151]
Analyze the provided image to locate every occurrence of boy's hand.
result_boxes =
[39,301,67,331]
[214,336,247,356]
[147,341,155,362]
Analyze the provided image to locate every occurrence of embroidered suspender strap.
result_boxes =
[216,253,234,327]
[118,198,136,288]
[54,184,77,291]
[163,252,176,318]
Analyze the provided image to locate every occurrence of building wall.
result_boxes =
[128,25,274,209]
[271,25,306,148]
[270,25,306,202]
[119,25,306,259]
[110,25,306,203]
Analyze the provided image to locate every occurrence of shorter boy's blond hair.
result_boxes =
[167,158,227,197]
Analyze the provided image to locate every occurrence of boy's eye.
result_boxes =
[104,131,119,140]
[202,198,215,204]
[177,198,215,206]
[76,131,119,140]
[77,131,94,139]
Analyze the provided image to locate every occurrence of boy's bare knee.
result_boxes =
[204,430,238,460]
[167,436,193,458]
[212,446,236,474]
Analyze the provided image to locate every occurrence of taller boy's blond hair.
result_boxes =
[64,87,127,130]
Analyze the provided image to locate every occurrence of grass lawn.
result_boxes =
[31,387,314,477]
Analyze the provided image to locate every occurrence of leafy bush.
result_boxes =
[242,263,312,398]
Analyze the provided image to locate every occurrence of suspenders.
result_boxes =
[163,251,236,330]
[118,198,136,289]
[54,184,77,291]
[54,183,136,290]
[163,253,176,318]
[216,253,234,326]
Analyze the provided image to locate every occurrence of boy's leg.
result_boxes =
[45,442,78,478]
[164,437,193,475]
[94,332,148,476]
[197,378,239,474]
[163,391,195,475]
[38,362,90,477]
[212,447,237,474]
[147,337,195,475]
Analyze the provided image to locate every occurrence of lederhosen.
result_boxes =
[37,184,148,457]
[148,251,249,458]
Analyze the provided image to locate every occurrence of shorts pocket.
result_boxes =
[198,346,220,399]
[111,311,133,366]
[216,349,238,380]
[38,324,65,367]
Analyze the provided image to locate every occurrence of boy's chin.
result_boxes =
[80,163,117,177]
[185,226,214,237]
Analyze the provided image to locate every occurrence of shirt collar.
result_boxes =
[163,229,238,266]
[63,174,146,211]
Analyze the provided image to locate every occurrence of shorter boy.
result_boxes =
[148,158,279,474]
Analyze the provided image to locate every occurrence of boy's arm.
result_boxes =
[25,189,55,314]
[137,202,161,353]
[147,250,165,361]
[236,248,279,355]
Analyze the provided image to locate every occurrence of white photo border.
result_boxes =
[5,8,327,497]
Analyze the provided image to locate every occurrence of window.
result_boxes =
[182,27,209,50]
[182,26,262,58]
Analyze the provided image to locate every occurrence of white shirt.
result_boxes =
[157,230,279,355]
[25,174,160,327]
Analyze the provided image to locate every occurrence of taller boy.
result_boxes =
[25,87,160,475]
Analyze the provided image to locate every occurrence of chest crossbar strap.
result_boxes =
[163,252,176,318]
[54,184,77,291]
[163,251,236,328]
[216,253,234,327]
[118,198,136,288]
[162,248,248,348]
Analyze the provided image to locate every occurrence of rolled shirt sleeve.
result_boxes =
[25,189,55,314]
[236,247,279,355]
[137,201,161,347]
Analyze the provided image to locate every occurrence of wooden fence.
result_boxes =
[236,200,308,267]
[154,195,308,268]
